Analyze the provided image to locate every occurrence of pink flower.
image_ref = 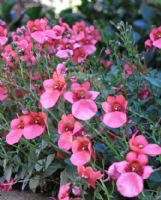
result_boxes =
[107,152,153,197]
[0,179,14,191]
[27,18,47,33]
[40,72,66,109]
[77,166,103,188]
[22,112,47,140]
[6,112,47,145]
[101,94,128,128]
[64,82,99,120]
[58,183,70,200]
[6,115,31,145]
[57,114,83,151]
[129,134,161,157]
[149,26,161,49]
[72,47,88,63]
[70,137,95,166]
[0,81,8,101]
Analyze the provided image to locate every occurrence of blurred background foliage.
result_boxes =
[0,0,161,49]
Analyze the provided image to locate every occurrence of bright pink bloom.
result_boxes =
[129,134,161,157]
[0,179,14,191]
[107,152,153,197]
[58,114,83,135]
[58,183,70,200]
[101,94,128,128]
[22,112,47,140]
[64,82,99,120]
[0,81,8,101]
[149,26,161,49]
[27,18,47,33]
[70,137,95,166]
[40,72,66,109]
[58,114,83,151]
[77,166,103,188]
[6,115,31,145]
[6,112,47,145]
[72,47,88,63]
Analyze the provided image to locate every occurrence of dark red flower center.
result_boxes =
[54,80,64,90]
[74,89,86,100]
[113,103,122,111]
[78,141,89,151]
[125,161,143,176]
[156,32,161,39]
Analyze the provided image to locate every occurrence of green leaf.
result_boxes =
[45,154,55,169]
[4,165,12,181]
[144,76,161,88]
[60,165,77,185]
[43,162,63,178]
[25,6,42,20]
[29,175,40,192]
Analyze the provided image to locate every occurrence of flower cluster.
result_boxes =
[107,134,161,197]
[0,18,161,199]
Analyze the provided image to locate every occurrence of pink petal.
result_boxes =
[43,79,55,91]
[102,112,126,128]
[6,129,23,145]
[58,134,73,151]
[81,82,90,90]
[142,166,153,179]
[83,45,96,54]
[73,121,83,134]
[23,125,44,139]
[0,37,8,46]
[72,99,97,120]
[142,144,161,156]
[31,31,46,44]
[56,49,73,59]
[101,102,112,113]
[71,83,81,91]
[89,91,100,100]
[108,161,128,180]
[153,38,161,48]
[64,91,74,104]
[40,91,60,109]
[70,151,91,166]
[116,172,143,198]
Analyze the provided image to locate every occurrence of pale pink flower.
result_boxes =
[129,134,161,157]
[64,82,99,120]
[6,112,47,144]
[149,26,161,49]
[40,72,66,109]
[101,94,128,128]
[77,166,103,188]
[107,152,153,197]
[70,137,95,166]
[58,183,70,200]
[57,114,83,151]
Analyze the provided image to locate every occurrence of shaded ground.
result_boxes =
[0,191,50,200]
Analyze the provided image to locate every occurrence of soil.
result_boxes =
[0,191,50,200]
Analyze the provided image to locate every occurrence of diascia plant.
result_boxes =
[0,18,161,200]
